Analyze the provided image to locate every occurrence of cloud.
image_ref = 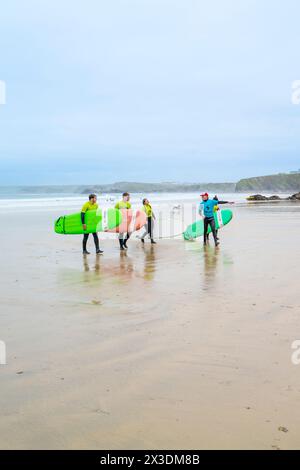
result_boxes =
[0,0,300,184]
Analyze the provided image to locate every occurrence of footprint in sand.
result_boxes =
[278,426,288,433]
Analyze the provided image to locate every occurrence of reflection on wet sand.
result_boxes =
[82,250,135,283]
[202,245,220,288]
[80,241,233,294]
[118,250,134,280]
[81,245,158,284]
[82,253,101,273]
[142,245,156,281]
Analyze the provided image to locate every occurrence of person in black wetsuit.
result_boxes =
[140,198,157,244]
[81,194,103,255]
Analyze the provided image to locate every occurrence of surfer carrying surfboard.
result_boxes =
[140,198,157,244]
[199,193,220,247]
[115,192,132,250]
[81,194,103,255]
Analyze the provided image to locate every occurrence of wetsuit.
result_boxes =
[115,200,132,249]
[200,199,219,245]
[81,201,100,252]
[141,203,155,241]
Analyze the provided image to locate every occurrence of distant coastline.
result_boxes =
[235,172,300,192]
[1,172,300,195]
[4,182,235,195]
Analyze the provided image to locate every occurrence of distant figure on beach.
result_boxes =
[140,198,157,244]
[81,194,103,255]
[115,192,131,251]
[199,193,219,247]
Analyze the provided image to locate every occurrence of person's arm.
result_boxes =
[216,200,235,204]
[214,195,234,205]
[81,203,87,230]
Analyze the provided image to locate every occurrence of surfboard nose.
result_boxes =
[54,216,65,234]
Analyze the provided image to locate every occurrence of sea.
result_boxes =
[0,189,295,239]
[0,190,293,212]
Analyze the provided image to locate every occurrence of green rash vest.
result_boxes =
[81,201,99,213]
[115,201,131,210]
[142,203,153,217]
[81,201,99,225]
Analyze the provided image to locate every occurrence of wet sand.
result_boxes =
[1,203,300,449]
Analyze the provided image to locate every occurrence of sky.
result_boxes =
[0,0,300,185]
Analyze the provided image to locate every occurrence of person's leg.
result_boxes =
[118,233,125,250]
[147,217,151,237]
[92,233,99,251]
[203,218,209,244]
[149,217,156,243]
[141,216,151,242]
[208,218,218,245]
[123,232,130,249]
[140,224,147,242]
[83,233,90,253]
[92,232,103,253]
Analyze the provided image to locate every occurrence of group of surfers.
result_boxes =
[80,192,232,254]
[81,192,156,254]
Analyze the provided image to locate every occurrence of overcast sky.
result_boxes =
[0,0,300,185]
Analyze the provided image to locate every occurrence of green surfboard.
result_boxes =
[183,209,233,240]
[54,208,122,235]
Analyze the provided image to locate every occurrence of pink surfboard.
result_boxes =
[107,209,147,234]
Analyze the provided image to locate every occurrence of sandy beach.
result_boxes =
[1,200,300,449]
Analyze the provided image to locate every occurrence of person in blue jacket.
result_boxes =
[199,192,220,246]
